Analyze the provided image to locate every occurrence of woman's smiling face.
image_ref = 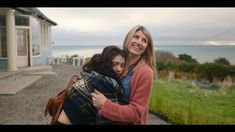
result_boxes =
[127,30,148,57]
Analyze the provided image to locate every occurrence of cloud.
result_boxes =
[39,8,235,45]
[52,28,125,45]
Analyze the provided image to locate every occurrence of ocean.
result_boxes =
[52,44,235,65]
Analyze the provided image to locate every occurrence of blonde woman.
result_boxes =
[91,25,156,125]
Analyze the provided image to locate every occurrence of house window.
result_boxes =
[17,29,28,56]
[15,16,29,26]
[31,18,40,56]
[0,16,6,26]
[0,16,7,57]
[32,45,40,56]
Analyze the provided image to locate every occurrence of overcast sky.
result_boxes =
[38,8,235,46]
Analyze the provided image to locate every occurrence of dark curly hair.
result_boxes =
[82,45,126,87]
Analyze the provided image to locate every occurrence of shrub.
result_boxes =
[174,71,194,80]
[197,63,233,83]
[178,53,198,64]
[177,62,198,73]
[159,70,169,78]
[213,57,230,66]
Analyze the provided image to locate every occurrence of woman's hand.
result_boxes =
[91,89,107,109]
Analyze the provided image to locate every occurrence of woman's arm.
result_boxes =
[92,66,154,123]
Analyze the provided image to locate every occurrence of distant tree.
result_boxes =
[178,53,198,63]
[213,57,230,66]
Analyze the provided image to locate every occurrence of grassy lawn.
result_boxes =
[149,79,235,124]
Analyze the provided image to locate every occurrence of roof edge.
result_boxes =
[12,7,57,26]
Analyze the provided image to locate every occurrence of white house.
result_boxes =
[0,7,57,71]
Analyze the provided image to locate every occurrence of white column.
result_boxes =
[6,9,17,71]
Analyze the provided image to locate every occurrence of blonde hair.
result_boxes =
[123,25,157,76]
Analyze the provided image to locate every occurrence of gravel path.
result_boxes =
[0,63,169,125]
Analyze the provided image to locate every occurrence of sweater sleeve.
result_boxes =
[99,66,154,123]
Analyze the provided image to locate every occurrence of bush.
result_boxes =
[213,57,230,66]
[177,63,198,73]
[174,71,194,80]
[178,53,198,64]
[159,70,169,78]
[197,63,231,83]
[156,55,235,83]
[156,61,166,71]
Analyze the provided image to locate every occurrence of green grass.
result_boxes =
[149,79,235,124]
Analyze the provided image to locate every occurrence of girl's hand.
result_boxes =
[91,89,107,109]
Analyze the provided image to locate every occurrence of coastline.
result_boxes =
[52,44,235,65]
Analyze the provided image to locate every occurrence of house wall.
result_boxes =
[0,8,54,69]
[32,20,53,65]
[29,18,53,66]
[33,49,52,65]
[0,8,8,69]
[0,8,8,14]
[0,58,7,68]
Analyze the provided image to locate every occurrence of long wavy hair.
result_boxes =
[123,25,157,76]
